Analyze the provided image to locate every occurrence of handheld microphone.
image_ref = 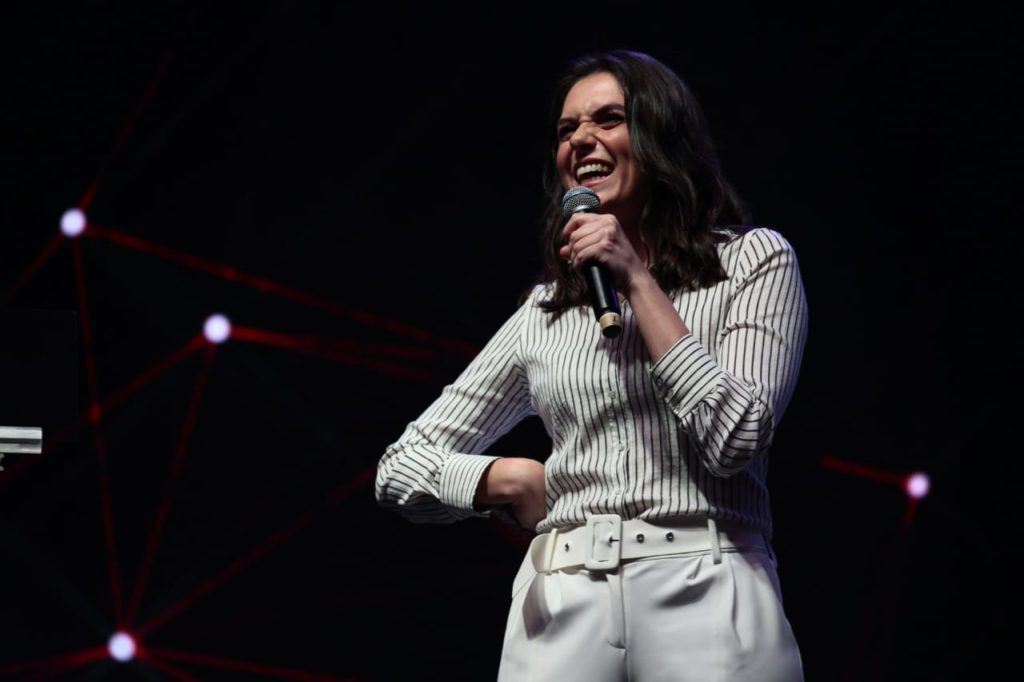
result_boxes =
[560,187,623,338]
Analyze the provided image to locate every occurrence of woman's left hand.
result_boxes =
[559,212,649,295]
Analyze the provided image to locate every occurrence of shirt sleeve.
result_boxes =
[648,229,808,477]
[374,291,537,523]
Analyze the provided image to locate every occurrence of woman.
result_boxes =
[376,49,807,681]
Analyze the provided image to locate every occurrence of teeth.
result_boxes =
[576,163,613,180]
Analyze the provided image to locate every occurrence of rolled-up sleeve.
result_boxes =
[375,294,536,523]
[649,229,808,477]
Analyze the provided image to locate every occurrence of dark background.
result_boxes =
[2,2,1018,680]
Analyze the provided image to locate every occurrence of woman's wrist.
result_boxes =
[474,458,543,507]
[622,269,690,362]
[622,267,659,301]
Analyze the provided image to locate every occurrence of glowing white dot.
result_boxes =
[204,314,232,343]
[107,631,136,662]
[60,208,87,237]
[905,472,930,499]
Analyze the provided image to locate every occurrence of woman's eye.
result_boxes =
[598,114,625,128]
[557,112,623,141]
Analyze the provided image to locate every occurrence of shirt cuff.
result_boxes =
[438,453,502,519]
[648,333,725,417]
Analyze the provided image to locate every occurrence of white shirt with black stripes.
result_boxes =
[376,227,808,540]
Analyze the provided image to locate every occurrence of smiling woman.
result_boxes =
[538,51,753,321]
[556,74,644,240]
[376,49,808,682]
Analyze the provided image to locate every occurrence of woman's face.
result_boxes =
[556,71,645,228]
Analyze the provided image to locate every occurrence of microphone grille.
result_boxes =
[560,187,600,218]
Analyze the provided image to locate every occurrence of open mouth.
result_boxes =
[575,162,613,185]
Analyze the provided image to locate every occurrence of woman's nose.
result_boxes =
[569,121,597,149]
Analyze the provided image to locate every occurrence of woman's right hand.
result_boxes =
[474,458,547,531]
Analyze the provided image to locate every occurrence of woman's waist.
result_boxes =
[537,493,772,535]
[528,513,768,573]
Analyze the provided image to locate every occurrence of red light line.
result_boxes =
[0,334,205,486]
[145,647,363,682]
[96,334,207,421]
[170,342,216,478]
[135,465,375,639]
[126,344,216,627]
[822,455,926,530]
[1,233,63,304]
[135,509,317,639]
[137,650,204,682]
[126,487,174,624]
[73,241,125,626]
[17,656,94,682]
[231,326,435,382]
[80,50,173,212]
[230,326,437,362]
[0,646,106,678]
[820,454,905,486]
[84,224,477,359]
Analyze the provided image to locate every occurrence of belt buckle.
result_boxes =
[584,514,622,571]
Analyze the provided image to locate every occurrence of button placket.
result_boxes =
[605,331,629,511]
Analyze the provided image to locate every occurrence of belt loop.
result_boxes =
[708,517,722,564]
[544,528,559,574]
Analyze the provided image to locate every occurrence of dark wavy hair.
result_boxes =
[534,49,750,314]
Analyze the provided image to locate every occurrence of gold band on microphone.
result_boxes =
[598,312,622,338]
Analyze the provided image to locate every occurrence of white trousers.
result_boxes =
[496,523,804,682]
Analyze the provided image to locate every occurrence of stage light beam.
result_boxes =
[61,209,87,238]
[108,632,136,662]
[203,314,232,344]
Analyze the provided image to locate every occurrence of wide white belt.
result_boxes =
[529,514,767,572]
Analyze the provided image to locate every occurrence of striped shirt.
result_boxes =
[376,228,808,539]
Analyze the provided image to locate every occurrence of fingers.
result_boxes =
[565,237,610,268]
[560,214,620,268]
[562,212,607,241]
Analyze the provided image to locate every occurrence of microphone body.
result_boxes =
[560,187,623,338]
